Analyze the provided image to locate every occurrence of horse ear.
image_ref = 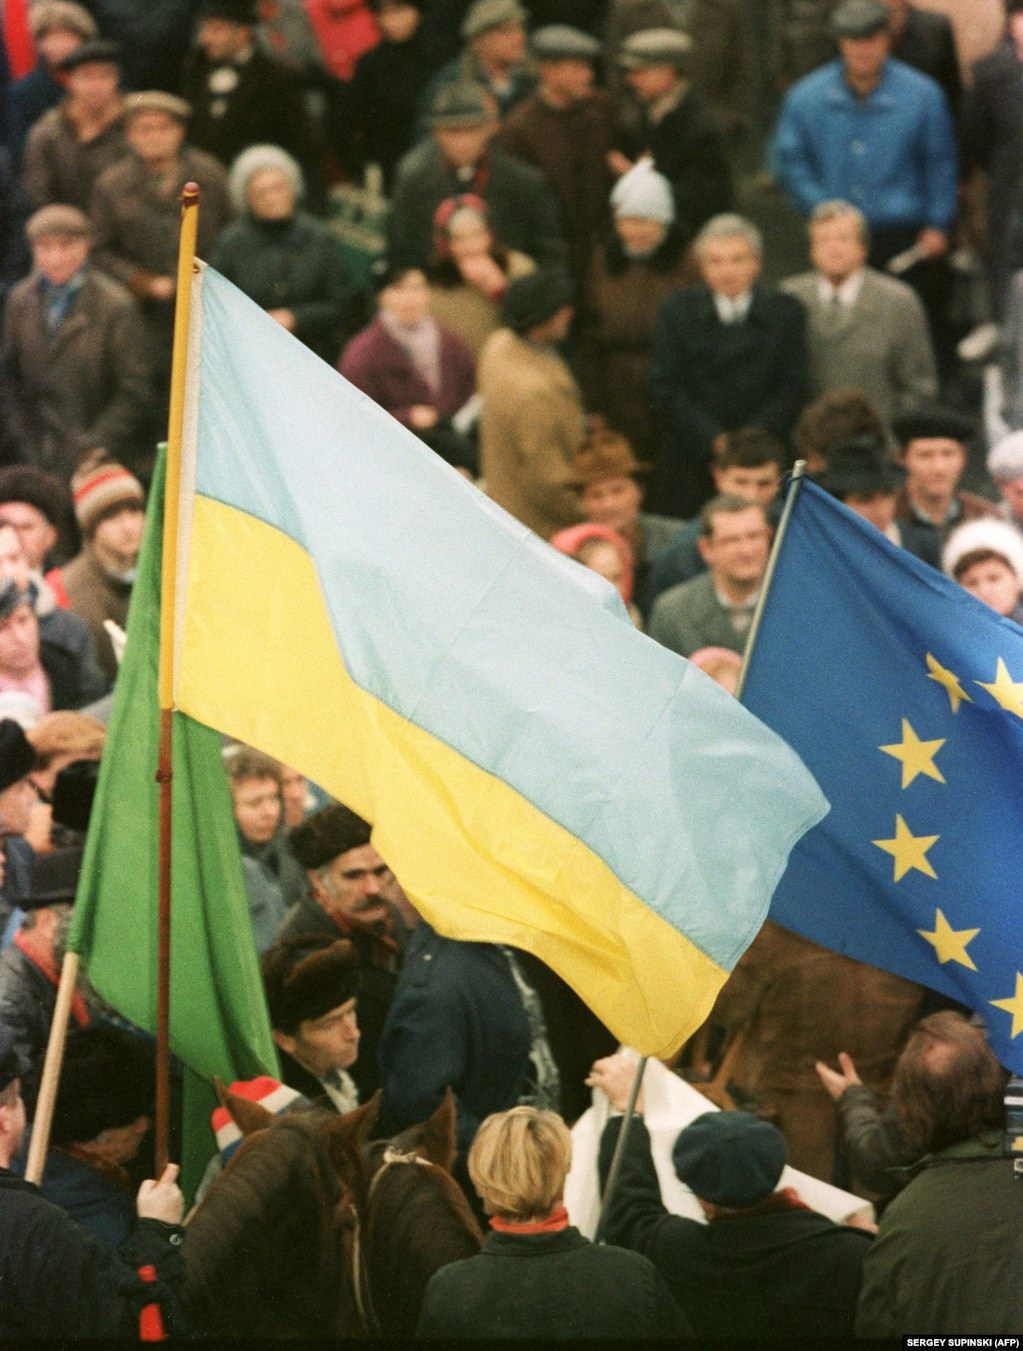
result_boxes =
[224,1090,277,1136]
[413,1088,458,1172]
[324,1092,380,1180]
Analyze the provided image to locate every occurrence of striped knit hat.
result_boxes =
[71,457,144,536]
[210,1076,307,1164]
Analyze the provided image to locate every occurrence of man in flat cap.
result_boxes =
[1,205,150,479]
[21,39,126,213]
[497,26,614,289]
[774,0,957,369]
[419,0,534,127]
[181,0,322,207]
[591,1053,872,1340]
[261,935,362,1110]
[0,1025,187,1338]
[611,28,732,243]
[477,266,585,539]
[6,2,97,166]
[892,404,999,569]
[279,801,407,1098]
[389,81,566,271]
[89,91,231,431]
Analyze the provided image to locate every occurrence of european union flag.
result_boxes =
[742,478,1023,1073]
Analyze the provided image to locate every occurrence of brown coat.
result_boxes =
[497,91,615,289]
[712,921,924,1184]
[477,328,585,540]
[54,546,133,682]
[1,268,150,478]
[21,104,127,212]
[578,235,696,466]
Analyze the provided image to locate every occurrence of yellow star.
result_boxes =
[872,814,939,882]
[917,908,979,970]
[879,719,946,789]
[925,653,971,713]
[991,973,1023,1039]
[975,658,1023,719]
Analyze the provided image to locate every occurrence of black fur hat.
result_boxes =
[261,936,360,1033]
[289,803,372,870]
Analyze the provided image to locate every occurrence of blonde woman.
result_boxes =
[415,1106,690,1340]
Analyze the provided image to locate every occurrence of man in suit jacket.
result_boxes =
[648,496,770,658]
[650,213,807,517]
[781,199,937,427]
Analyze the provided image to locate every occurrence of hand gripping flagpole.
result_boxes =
[25,186,201,1185]
[153,182,201,1171]
[735,460,808,702]
[594,1055,648,1244]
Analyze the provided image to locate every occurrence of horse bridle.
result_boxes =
[347,1145,440,1336]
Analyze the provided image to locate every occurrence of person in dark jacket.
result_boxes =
[389,81,566,272]
[213,144,354,364]
[6,1,97,167]
[886,0,961,119]
[341,0,433,189]
[278,801,403,1101]
[612,28,732,241]
[1,205,150,480]
[649,213,807,516]
[0,578,104,714]
[0,1027,188,1341]
[591,1053,873,1341]
[417,1105,692,1340]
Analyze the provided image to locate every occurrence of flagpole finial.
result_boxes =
[180,181,200,210]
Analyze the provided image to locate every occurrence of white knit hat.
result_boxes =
[228,144,305,214]
[942,518,1023,587]
[986,430,1023,484]
[610,158,675,226]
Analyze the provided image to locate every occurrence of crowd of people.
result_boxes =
[2,0,1023,1339]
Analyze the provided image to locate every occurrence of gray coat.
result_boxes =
[1,268,150,477]
[647,569,747,658]
[780,266,937,426]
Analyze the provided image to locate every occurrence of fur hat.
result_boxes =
[50,1027,154,1147]
[290,803,372,870]
[261,937,360,1034]
[71,456,144,536]
[0,466,68,527]
[942,519,1023,587]
[0,718,35,794]
[21,846,83,910]
[672,1111,787,1208]
[891,405,975,449]
[52,759,100,833]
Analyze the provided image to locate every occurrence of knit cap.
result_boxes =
[987,431,1023,485]
[211,1077,307,1164]
[71,458,144,536]
[610,159,675,226]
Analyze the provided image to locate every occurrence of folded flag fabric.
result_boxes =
[168,264,827,1059]
[742,476,1023,1072]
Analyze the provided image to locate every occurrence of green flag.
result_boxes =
[67,449,277,1168]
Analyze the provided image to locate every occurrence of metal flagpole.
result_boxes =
[735,460,808,702]
[594,1055,648,1244]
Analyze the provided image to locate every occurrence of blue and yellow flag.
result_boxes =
[170,266,826,1059]
[742,478,1023,1072]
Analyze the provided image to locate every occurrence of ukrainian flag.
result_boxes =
[170,265,827,1059]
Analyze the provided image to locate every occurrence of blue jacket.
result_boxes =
[774,57,957,232]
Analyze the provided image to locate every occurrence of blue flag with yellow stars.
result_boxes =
[742,477,1023,1073]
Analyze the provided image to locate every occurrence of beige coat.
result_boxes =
[477,328,585,540]
[429,251,535,358]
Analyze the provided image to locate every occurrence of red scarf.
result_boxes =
[490,1205,570,1235]
[14,931,90,1028]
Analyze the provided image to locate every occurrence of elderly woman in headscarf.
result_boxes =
[428,194,536,357]
[549,521,642,627]
[578,159,696,469]
[211,144,356,363]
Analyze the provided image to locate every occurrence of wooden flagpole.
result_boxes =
[154,182,201,1171]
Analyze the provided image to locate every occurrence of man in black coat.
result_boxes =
[649,213,807,516]
[591,1054,873,1342]
[389,81,567,271]
[0,1027,188,1339]
[886,0,961,119]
